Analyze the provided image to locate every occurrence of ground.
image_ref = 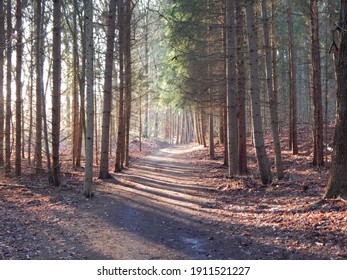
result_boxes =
[1,129,347,260]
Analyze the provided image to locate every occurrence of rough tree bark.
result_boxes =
[52,0,62,187]
[226,0,239,177]
[5,0,12,175]
[99,0,117,179]
[246,0,272,185]
[287,0,298,155]
[262,0,284,179]
[83,0,94,197]
[310,0,324,167]
[15,0,23,177]
[35,0,43,172]
[325,0,347,199]
[115,0,125,172]
[124,0,132,167]
[0,0,4,167]
[72,0,80,168]
[236,0,247,175]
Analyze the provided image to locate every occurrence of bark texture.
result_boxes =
[325,0,347,199]
[99,0,117,179]
[246,0,272,185]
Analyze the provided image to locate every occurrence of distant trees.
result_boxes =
[0,0,342,196]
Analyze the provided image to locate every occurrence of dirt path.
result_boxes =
[2,142,347,260]
[73,144,242,259]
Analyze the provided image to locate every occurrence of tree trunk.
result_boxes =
[115,0,125,172]
[200,107,207,147]
[124,0,132,167]
[99,0,117,179]
[83,0,94,197]
[226,0,239,177]
[236,0,247,175]
[287,0,298,154]
[0,0,4,167]
[310,0,324,167]
[5,0,12,175]
[52,0,62,187]
[246,0,272,185]
[76,2,86,168]
[15,0,23,177]
[72,0,80,168]
[209,108,214,159]
[325,0,347,199]
[262,0,284,179]
[35,0,44,172]
[28,42,34,165]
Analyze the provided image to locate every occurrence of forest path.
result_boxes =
[80,143,241,259]
[4,142,341,260]
[63,143,331,260]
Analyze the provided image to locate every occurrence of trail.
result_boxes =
[79,144,240,259]
[3,142,338,260]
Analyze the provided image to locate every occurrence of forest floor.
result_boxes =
[1,127,347,260]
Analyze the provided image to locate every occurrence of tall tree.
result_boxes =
[99,0,117,179]
[76,2,86,168]
[236,0,247,175]
[83,0,94,197]
[124,0,132,167]
[226,0,239,177]
[0,0,4,167]
[261,0,284,179]
[325,0,347,199]
[115,0,125,172]
[5,0,12,175]
[287,0,298,154]
[52,0,62,186]
[35,0,44,172]
[246,0,272,185]
[72,0,80,168]
[15,0,23,177]
[310,0,324,167]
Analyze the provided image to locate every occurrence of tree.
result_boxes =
[99,0,118,179]
[124,0,132,167]
[76,1,86,168]
[325,0,347,199]
[310,0,324,167]
[72,0,80,168]
[246,0,272,185]
[5,0,12,176]
[0,0,4,167]
[35,0,44,172]
[287,0,298,155]
[236,0,247,175]
[226,0,239,177]
[115,0,125,172]
[261,0,284,179]
[52,0,62,186]
[83,0,94,197]
[15,0,23,177]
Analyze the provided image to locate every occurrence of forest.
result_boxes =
[1,0,347,260]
